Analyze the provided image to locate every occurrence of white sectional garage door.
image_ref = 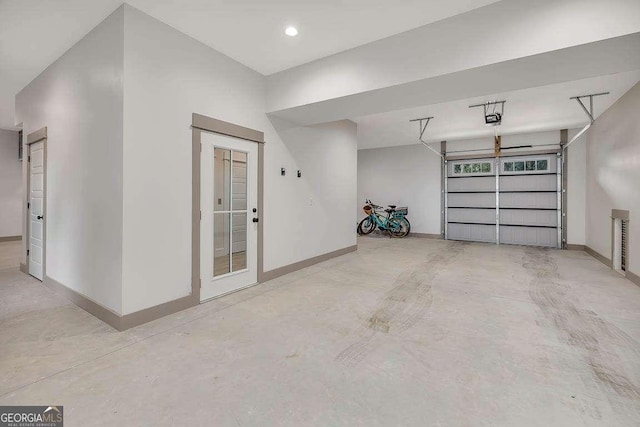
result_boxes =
[446,154,561,247]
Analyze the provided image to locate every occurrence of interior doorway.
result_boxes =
[200,132,258,301]
[25,128,47,281]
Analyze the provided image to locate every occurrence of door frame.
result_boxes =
[24,127,48,280]
[191,113,264,303]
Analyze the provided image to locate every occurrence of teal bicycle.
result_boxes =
[357,199,410,238]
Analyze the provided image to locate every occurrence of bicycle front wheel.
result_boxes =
[358,217,377,235]
[388,217,410,238]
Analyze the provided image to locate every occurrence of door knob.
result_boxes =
[37,215,43,220]
[252,218,259,223]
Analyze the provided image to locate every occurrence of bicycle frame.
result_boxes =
[368,210,402,231]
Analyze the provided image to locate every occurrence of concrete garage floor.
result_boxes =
[1,238,640,426]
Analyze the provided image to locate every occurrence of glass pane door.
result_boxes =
[213,148,248,278]
[201,131,258,302]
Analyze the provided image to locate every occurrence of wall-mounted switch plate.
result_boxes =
[281,167,286,176]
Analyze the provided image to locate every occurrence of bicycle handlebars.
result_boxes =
[365,199,383,210]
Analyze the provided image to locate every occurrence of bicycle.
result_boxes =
[357,199,411,238]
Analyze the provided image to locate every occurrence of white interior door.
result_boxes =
[28,141,45,280]
[200,132,258,301]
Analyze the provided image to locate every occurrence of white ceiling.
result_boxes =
[354,70,640,149]
[0,0,499,130]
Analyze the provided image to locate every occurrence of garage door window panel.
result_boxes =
[452,160,494,176]
[502,156,552,175]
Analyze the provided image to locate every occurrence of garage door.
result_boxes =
[446,154,561,247]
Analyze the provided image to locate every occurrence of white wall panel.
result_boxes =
[586,81,640,274]
[0,130,22,237]
[566,129,587,245]
[15,8,124,314]
[357,144,441,235]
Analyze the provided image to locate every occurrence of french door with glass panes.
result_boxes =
[200,131,258,301]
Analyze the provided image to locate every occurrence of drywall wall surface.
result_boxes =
[14,7,124,313]
[0,129,22,238]
[267,118,357,269]
[122,5,357,314]
[566,129,587,246]
[357,144,441,235]
[586,81,640,273]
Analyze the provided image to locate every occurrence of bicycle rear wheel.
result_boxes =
[358,217,377,235]
[388,217,410,238]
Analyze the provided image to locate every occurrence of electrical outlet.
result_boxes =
[309,198,313,206]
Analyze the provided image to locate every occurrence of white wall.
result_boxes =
[357,144,441,235]
[15,8,124,314]
[268,118,357,269]
[0,129,22,238]
[122,5,357,314]
[358,129,587,244]
[586,81,640,274]
[566,129,587,246]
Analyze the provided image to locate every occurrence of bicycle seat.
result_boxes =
[388,205,397,209]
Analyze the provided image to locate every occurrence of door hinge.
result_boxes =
[200,211,202,220]
[27,249,30,256]
[27,202,30,209]
[28,155,30,162]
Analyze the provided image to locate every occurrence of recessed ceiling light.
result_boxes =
[285,26,298,37]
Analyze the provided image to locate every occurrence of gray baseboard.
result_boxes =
[43,275,123,329]
[40,245,359,330]
[584,245,613,268]
[566,244,586,251]
[409,233,443,239]
[19,262,28,274]
[0,235,21,242]
[43,275,197,331]
[583,246,639,288]
[120,295,196,331]
[259,244,357,283]
[625,270,640,288]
